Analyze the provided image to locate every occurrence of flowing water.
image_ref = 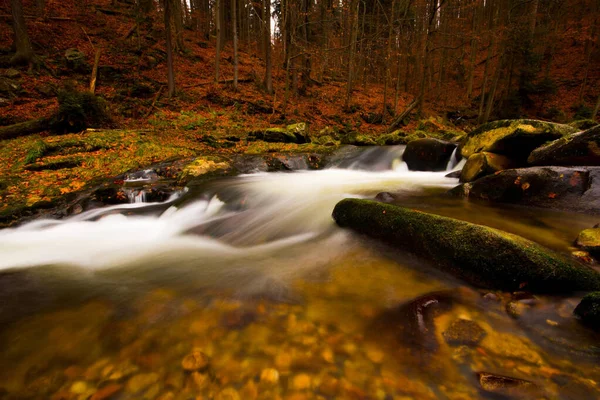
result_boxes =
[0,146,598,400]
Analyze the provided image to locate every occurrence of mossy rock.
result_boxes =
[460,152,516,183]
[179,156,232,182]
[528,125,600,166]
[575,228,600,256]
[332,199,600,293]
[376,130,408,146]
[569,119,599,131]
[461,119,577,160]
[339,131,376,146]
[574,292,600,330]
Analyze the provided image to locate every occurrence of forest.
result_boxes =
[1,1,600,400]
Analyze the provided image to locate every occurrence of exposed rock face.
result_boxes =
[459,152,516,182]
[575,228,600,256]
[449,167,600,215]
[460,119,576,160]
[403,138,457,171]
[332,199,600,292]
[528,124,600,166]
[574,292,600,330]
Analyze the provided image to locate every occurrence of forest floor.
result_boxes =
[0,0,594,222]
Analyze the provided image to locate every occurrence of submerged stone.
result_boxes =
[477,372,540,397]
[442,319,486,346]
[574,292,600,330]
[332,199,600,292]
[449,166,600,215]
[403,138,457,171]
[461,119,576,160]
[528,124,600,166]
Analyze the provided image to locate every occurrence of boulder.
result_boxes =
[247,123,310,144]
[179,156,232,182]
[528,125,600,166]
[574,292,600,330]
[442,319,486,346]
[449,167,600,215]
[461,119,577,160]
[403,138,457,171]
[460,152,516,182]
[286,122,310,143]
[332,199,600,292]
[477,372,541,398]
[575,228,600,256]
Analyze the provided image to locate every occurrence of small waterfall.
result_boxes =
[445,147,459,171]
[126,189,147,203]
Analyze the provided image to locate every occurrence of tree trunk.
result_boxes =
[139,0,154,14]
[263,0,273,93]
[10,0,35,66]
[483,54,504,123]
[593,93,600,122]
[388,95,421,132]
[215,0,221,82]
[165,0,176,97]
[232,0,238,90]
[344,0,359,109]
[173,0,185,50]
[382,0,396,123]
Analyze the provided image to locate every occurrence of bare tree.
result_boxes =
[165,0,176,97]
[263,0,273,93]
[215,0,221,82]
[232,0,239,90]
[10,0,35,67]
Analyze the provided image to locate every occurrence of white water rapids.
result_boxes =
[0,147,462,293]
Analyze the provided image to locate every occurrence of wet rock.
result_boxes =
[181,350,209,371]
[575,228,600,256]
[368,291,456,352]
[90,384,123,400]
[477,372,540,397]
[460,152,516,182]
[574,292,600,330]
[260,368,279,385]
[216,387,241,400]
[445,170,461,178]
[403,138,457,171]
[461,119,576,160]
[442,319,486,346]
[287,122,311,143]
[449,166,600,215]
[125,373,159,394]
[506,301,529,318]
[528,124,600,166]
[124,169,159,183]
[572,250,595,264]
[291,374,312,390]
[374,192,396,203]
[333,199,600,292]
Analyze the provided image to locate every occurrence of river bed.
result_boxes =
[0,146,598,399]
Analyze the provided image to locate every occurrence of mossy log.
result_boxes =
[0,117,52,140]
[332,199,600,293]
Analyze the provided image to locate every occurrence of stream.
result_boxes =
[0,146,599,399]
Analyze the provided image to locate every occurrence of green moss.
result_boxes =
[24,140,49,164]
[332,199,600,293]
[179,156,232,181]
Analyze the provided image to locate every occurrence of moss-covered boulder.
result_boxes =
[574,292,600,330]
[403,138,457,171]
[376,130,408,146]
[528,125,600,166]
[575,228,600,256]
[247,123,310,144]
[179,156,232,182]
[449,167,600,215]
[339,131,377,146]
[460,152,516,182]
[461,119,577,160]
[332,199,600,292]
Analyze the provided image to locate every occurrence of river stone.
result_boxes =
[575,229,600,256]
[179,156,232,181]
[461,119,576,160]
[403,138,457,171]
[477,372,540,397]
[332,199,600,292]
[528,124,600,166]
[460,152,516,182]
[449,166,600,215]
[574,292,600,329]
[442,319,486,346]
